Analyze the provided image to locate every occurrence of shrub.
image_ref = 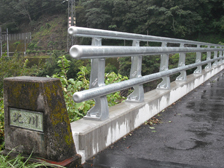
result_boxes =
[51,55,128,121]
[0,53,40,97]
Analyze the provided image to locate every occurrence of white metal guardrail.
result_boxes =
[68,26,224,121]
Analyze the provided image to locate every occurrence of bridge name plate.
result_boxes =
[9,108,43,132]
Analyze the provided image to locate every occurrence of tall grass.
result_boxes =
[0,151,65,168]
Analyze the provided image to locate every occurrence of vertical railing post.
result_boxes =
[194,44,202,74]
[222,47,224,64]
[219,49,223,65]
[212,46,218,67]
[205,45,211,70]
[24,37,27,56]
[220,47,224,65]
[126,40,144,102]
[176,43,187,81]
[83,37,109,121]
[157,42,170,89]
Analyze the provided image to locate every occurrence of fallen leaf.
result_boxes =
[127,146,131,149]
[149,127,155,129]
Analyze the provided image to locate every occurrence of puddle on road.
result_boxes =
[165,138,209,150]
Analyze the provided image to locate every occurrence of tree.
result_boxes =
[83,0,114,29]
[0,0,66,31]
[11,0,33,22]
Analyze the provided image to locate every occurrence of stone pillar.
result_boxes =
[3,76,81,167]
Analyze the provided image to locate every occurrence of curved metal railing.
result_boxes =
[68,26,224,121]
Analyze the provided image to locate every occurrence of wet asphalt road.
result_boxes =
[83,72,224,168]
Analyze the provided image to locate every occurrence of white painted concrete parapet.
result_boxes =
[71,65,224,163]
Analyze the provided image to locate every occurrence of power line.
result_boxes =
[67,0,76,52]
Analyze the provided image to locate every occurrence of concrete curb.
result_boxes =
[71,64,224,163]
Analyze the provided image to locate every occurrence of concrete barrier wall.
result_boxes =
[71,65,224,163]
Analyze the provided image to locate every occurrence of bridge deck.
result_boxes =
[83,72,224,168]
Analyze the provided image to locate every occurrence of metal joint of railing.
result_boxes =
[68,26,224,121]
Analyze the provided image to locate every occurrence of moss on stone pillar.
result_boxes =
[3,76,81,166]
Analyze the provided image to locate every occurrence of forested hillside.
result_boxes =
[1,0,224,92]
[80,0,224,40]
[1,0,224,42]
[1,0,224,112]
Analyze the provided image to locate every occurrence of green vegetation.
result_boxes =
[0,0,66,32]
[0,152,65,168]
[50,55,128,121]
[0,51,129,139]
[1,0,224,44]
[0,53,41,97]
[79,0,224,40]
[0,53,128,165]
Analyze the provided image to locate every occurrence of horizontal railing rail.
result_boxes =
[70,46,221,59]
[73,56,224,103]
[68,27,222,47]
[68,26,224,121]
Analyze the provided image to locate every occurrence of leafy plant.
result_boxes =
[105,72,128,106]
[51,55,129,121]
[50,56,93,121]
[13,41,20,46]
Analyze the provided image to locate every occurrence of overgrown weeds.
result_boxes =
[0,151,65,168]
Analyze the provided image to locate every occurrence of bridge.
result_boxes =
[67,27,224,165]
[83,72,224,168]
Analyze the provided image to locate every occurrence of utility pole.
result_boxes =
[67,0,76,52]
[0,27,2,57]
[7,28,9,57]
